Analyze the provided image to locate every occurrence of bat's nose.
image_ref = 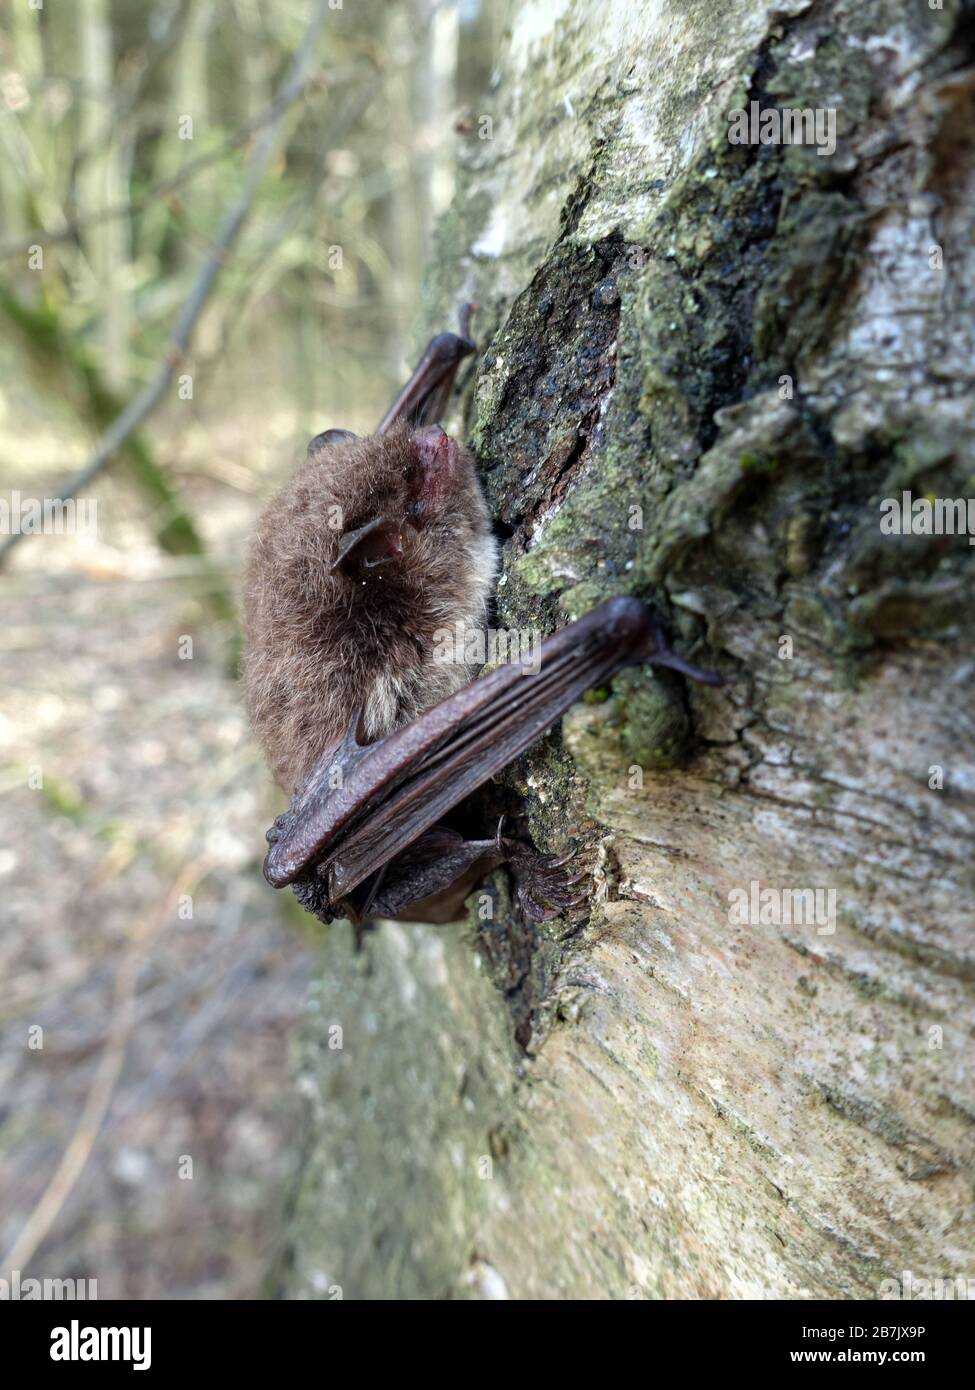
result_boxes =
[408,427,462,521]
[412,425,457,470]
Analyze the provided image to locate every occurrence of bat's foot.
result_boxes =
[352,917,378,952]
[291,870,336,925]
[509,845,589,923]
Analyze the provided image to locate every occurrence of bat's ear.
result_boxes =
[332,514,404,576]
[308,428,358,455]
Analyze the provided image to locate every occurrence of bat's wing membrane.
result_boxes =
[264,598,664,903]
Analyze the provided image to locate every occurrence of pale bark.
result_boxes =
[79,0,131,390]
[278,0,975,1300]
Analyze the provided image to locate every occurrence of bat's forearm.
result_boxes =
[263,597,720,903]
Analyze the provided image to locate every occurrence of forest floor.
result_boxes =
[0,350,337,1299]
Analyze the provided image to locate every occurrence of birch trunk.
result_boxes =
[277,0,975,1300]
[78,0,130,390]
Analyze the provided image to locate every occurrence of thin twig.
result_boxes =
[0,0,335,571]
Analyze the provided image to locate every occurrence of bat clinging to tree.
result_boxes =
[242,306,721,929]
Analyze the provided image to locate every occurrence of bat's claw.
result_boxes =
[519,896,560,924]
[509,845,590,923]
[458,301,478,341]
[265,811,292,846]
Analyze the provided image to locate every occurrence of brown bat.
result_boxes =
[242,306,721,928]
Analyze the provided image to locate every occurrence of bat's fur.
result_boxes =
[243,421,498,793]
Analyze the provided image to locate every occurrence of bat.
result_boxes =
[242,306,722,929]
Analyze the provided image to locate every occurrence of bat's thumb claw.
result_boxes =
[611,599,722,686]
[265,812,292,846]
[458,302,478,341]
[650,644,724,686]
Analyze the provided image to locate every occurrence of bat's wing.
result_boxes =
[263,597,721,910]
[375,304,477,434]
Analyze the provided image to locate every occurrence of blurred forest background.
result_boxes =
[0,0,506,1298]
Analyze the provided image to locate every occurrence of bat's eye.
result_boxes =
[307,428,358,456]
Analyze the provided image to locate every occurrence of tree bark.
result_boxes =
[276,0,975,1300]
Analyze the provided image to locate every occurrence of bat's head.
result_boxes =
[242,419,499,787]
[304,420,497,589]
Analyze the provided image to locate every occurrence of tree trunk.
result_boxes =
[276,0,975,1300]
